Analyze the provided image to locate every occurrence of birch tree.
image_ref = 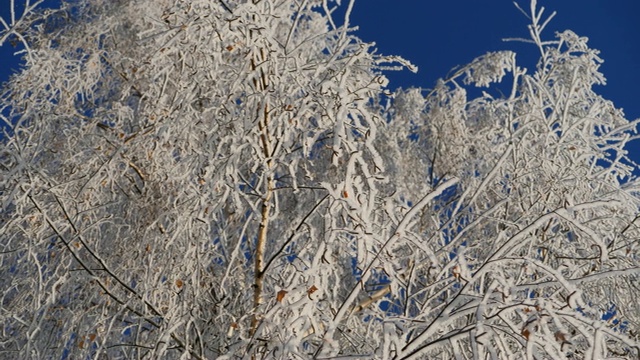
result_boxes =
[1,0,639,359]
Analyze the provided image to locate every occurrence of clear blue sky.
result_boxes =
[351,1,640,121]
[1,0,639,166]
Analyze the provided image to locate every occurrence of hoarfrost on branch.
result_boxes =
[1,0,639,359]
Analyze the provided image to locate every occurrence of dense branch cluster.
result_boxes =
[1,0,639,359]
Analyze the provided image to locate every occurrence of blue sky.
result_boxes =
[1,0,639,166]
[351,1,640,121]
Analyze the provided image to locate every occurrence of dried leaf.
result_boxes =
[307,285,318,295]
[452,265,461,280]
[276,290,287,302]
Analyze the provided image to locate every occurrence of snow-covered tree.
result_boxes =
[1,0,638,359]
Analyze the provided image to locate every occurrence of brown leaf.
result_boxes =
[452,265,461,280]
[276,290,287,303]
[522,328,530,340]
[307,285,318,295]
[342,190,348,198]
